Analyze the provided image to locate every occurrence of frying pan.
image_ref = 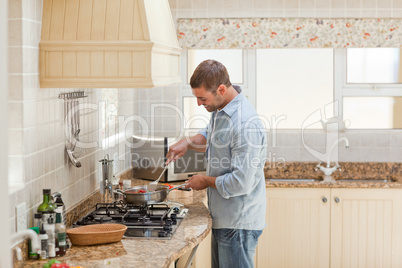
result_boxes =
[115,183,187,206]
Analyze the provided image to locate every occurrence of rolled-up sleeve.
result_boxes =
[215,122,266,199]
[198,127,208,139]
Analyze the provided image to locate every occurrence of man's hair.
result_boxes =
[190,59,232,94]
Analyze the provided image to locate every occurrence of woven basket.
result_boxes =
[67,224,127,246]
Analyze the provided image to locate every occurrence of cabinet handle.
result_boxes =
[334,197,340,203]
[322,197,327,203]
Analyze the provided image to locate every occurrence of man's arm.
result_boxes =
[165,134,207,165]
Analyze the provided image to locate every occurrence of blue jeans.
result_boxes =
[211,228,263,268]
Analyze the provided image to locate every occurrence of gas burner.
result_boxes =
[127,208,141,214]
[94,215,112,222]
[73,202,188,239]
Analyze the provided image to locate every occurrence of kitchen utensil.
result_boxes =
[148,165,168,192]
[115,183,187,205]
[99,155,114,201]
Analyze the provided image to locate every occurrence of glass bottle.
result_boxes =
[55,213,67,257]
[38,189,56,213]
[38,189,56,258]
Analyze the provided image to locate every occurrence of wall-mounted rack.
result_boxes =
[59,91,87,168]
[58,91,88,100]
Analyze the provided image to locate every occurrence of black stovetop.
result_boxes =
[73,201,188,239]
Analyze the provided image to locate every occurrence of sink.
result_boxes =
[267,178,322,182]
[336,178,396,183]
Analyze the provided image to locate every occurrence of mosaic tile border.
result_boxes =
[177,18,402,49]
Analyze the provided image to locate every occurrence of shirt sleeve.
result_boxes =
[198,127,207,139]
[215,122,267,199]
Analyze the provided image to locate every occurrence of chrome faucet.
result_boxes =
[315,137,349,176]
[11,229,40,261]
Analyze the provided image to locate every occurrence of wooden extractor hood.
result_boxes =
[39,0,181,88]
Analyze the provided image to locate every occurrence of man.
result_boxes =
[166,59,267,268]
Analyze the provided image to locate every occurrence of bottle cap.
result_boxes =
[30,227,40,234]
[55,213,62,223]
[43,189,51,195]
[40,229,46,235]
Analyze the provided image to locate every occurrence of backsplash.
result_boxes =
[169,0,402,18]
[7,0,131,239]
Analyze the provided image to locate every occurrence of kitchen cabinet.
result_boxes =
[257,188,331,268]
[257,188,402,268]
[330,188,402,268]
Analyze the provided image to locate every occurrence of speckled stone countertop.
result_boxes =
[18,178,212,268]
[265,162,402,188]
[265,178,402,188]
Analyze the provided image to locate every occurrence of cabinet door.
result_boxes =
[257,188,331,268]
[330,189,402,268]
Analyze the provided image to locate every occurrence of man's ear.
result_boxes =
[217,84,226,96]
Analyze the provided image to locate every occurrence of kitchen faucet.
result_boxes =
[11,229,40,261]
[315,137,349,176]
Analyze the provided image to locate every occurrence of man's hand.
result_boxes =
[166,134,207,165]
[186,174,216,190]
[166,138,189,165]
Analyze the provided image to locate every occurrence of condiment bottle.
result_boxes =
[52,192,66,226]
[38,229,48,260]
[38,189,56,258]
[38,189,56,213]
[55,213,67,257]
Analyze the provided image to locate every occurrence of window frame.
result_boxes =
[335,48,402,123]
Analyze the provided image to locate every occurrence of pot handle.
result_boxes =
[167,183,188,193]
[113,190,126,198]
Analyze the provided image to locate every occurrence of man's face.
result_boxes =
[192,86,224,112]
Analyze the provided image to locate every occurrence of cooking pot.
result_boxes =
[115,183,187,205]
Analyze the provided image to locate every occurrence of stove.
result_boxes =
[73,201,188,239]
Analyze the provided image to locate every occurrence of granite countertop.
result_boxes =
[264,162,402,189]
[20,179,212,268]
[265,177,402,188]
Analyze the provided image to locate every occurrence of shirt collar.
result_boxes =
[219,85,243,117]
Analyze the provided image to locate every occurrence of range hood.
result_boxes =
[39,0,181,88]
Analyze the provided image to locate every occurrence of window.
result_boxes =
[180,48,402,131]
[337,48,402,129]
[256,49,334,129]
[347,48,401,84]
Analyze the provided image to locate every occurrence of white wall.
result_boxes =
[7,0,135,248]
[1,0,11,266]
[169,0,402,18]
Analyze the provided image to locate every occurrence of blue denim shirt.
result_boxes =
[198,86,267,230]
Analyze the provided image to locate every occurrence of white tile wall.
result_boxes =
[169,0,402,18]
[267,130,402,163]
[7,0,135,235]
